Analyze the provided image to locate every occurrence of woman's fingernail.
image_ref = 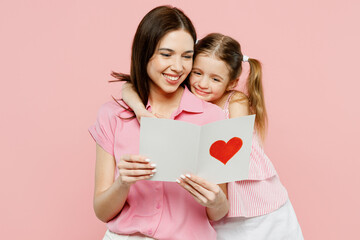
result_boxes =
[145,158,151,162]
[186,174,191,178]
[152,169,157,173]
[151,163,156,167]
[150,174,154,177]
[180,174,186,179]
[176,179,181,183]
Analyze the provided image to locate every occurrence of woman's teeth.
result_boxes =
[163,74,180,81]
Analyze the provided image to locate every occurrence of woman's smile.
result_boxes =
[162,73,182,84]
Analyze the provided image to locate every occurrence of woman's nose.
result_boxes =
[170,57,183,72]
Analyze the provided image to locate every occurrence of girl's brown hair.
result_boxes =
[111,5,196,108]
[195,33,268,142]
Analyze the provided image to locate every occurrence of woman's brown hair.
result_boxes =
[195,33,268,142]
[111,5,196,108]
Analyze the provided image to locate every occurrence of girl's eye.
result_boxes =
[183,55,193,59]
[192,71,201,75]
[213,78,221,82]
[160,53,171,57]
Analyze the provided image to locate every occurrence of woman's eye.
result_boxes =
[160,53,171,57]
[192,71,201,75]
[183,55,193,59]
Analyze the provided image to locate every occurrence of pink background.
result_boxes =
[1,0,359,239]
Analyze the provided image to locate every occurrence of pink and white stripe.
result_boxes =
[227,136,288,217]
[223,91,288,218]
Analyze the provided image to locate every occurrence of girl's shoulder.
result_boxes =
[229,90,249,104]
[228,91,250,118]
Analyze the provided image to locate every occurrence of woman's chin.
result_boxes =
[157,84,184,96]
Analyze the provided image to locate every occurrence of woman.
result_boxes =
[89,6,229,240]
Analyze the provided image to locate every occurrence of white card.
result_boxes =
[139,115,255,184]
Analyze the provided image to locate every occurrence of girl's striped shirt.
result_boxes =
[224,91,288,217]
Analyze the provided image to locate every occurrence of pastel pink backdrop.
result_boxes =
[1,0,359,239]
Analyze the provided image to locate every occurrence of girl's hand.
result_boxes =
[117,154,156,186]
[134,107,156,123]
[176,174,227,209]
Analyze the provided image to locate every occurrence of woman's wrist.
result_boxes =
[115,175,132,191]
[214,192,229,209]
[206,191,229,221]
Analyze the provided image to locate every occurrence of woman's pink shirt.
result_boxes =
[89,87,225,240]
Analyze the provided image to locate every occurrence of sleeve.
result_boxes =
[88,103,117,156]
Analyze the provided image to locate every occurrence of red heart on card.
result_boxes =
[209,137,243,165]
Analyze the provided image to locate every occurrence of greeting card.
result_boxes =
[139,115,255,183]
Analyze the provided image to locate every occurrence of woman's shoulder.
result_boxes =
[96,99,131,118]
[201,100,226,121]
[202,99,223,112]
[200,98,224,113]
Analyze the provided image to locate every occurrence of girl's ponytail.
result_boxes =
[247,58,267,143]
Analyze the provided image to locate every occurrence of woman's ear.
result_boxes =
[226,79,239,91]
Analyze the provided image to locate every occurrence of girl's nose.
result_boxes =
[198,77,209,88]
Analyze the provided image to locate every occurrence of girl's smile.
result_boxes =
[193,87,210,96]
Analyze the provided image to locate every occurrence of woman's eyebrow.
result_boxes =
[184,50,194,54]
[158,48,174,52]
[158,48,194,54]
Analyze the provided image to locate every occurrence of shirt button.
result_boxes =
[156,203,161,209]
[148,229,153,235]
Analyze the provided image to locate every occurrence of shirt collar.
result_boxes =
[145,87,203,114]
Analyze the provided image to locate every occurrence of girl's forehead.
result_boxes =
[195,53,220,61]
[194,54,225,67]
[194,54,230,76]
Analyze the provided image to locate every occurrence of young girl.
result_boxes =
[89,7,229,240]
[122,33,304,239]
